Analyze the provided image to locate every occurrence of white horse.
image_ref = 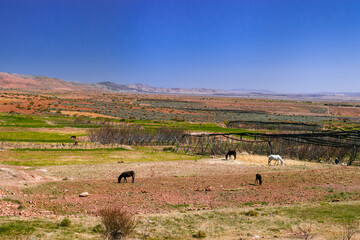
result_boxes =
[268,155,283,165]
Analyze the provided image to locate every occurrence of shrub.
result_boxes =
[193,230,206,239]
[98,207,138,240]
[58,217,71,227]
[163,147,174,152]
[341,220,359,240]
[17,205,25,210]
[92,224,105,233]
[296,223,315,240]
[245,210,259,217]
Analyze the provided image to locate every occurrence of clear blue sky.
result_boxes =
[1,0,360,93]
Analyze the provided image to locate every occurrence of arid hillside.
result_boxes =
[0,72,99,92]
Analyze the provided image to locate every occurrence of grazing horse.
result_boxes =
[255,174,262,185]
[268,155,283,165]
[118,171,135,183]
[70,136,76,140]
[226,150,236,160]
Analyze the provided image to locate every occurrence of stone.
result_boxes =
[79,192,89,197]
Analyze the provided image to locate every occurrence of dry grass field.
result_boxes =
[1,149,360,239]
[1,90,360,125]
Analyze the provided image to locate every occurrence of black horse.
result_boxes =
[70,136,76,140]
[118,171,135,183]
[225,150,236,160]
[255,174,262,185]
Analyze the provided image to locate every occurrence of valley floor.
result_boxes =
[1,154,360,239]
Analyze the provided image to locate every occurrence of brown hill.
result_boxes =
[3,72,360,101]
[0,72,98,91]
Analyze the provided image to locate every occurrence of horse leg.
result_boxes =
[124,177,127,183]
[132,175,135,183]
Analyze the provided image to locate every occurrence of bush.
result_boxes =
[163,147,174,152]
[17,205,25,210]
[245,210,259,217]
[98,207,138,240]
[92,224,105,233]
[341,220,359,240]
[193,230,206,238]
[58,217,71,227]
[297,223,315,240]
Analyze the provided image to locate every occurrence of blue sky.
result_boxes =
[0,0,360,93]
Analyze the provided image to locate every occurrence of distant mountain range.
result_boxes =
[0,72,261,95]
[1,72,360,100]
[96,81,233,95]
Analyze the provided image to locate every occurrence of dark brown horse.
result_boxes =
[255,174,262,185]
[118,171,135,183]
[225,150,236,160]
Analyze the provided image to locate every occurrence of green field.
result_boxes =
[0,216,99,240]
[0,131,85,143]
[1,201,359,239]
[0,147,203,166]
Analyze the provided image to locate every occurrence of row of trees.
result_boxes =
[87,125,358,164]
[88,125,184,145]
[176,134,356,164]
[227,120,321,132]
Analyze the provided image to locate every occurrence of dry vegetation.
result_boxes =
[1,155,360,239]
[1,90,360,239]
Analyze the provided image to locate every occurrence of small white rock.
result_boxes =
[79,192,89,197]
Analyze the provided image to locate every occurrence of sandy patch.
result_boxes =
[60,110,117,119]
